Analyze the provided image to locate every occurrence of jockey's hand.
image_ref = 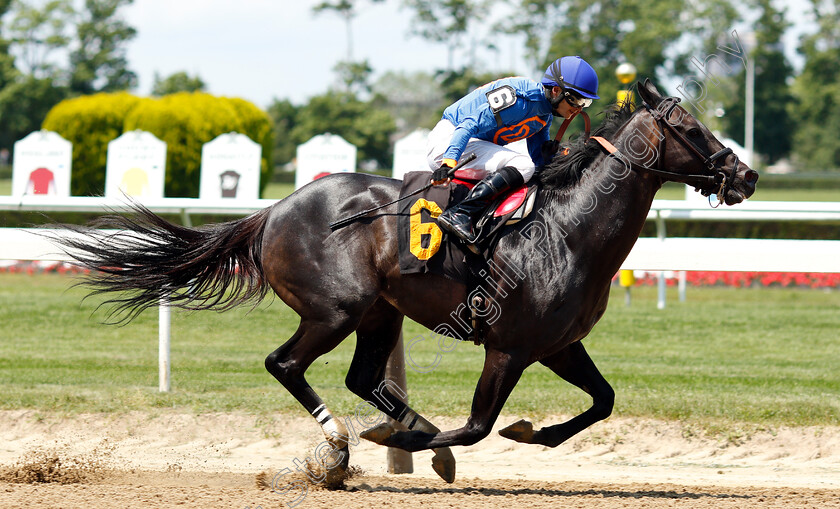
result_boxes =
[431,162,453,185]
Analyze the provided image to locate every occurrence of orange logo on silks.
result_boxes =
[494,116,547,144]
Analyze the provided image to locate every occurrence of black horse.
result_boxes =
[54,81,757,483]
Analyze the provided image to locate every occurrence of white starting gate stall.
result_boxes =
[392,129,430,181]
[105,130,167,199]
[12,130,73,198]
[295,133,356,190]
[199,133,262,201]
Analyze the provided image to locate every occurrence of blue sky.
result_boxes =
[123,0,814,109]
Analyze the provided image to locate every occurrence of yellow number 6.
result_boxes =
[409,198,443,260]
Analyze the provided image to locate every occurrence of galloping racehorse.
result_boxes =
[55,81,757,483]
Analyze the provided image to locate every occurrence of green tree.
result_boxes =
[151,71,206,96]
[6,0,73,78]
[789,0,840,171]
[403,0,492,70]
[0,0,19,93]
[0,0,138,154]
[435,67,509,105]
[370,70,445,134]
[0,0,71,151]
[267,98,299,168]
[333,59,373,95]
[0,74,68,150]
[68,0,136,94]
[507,0,740,111]
[720,0,794,165]
[291,92,396,168]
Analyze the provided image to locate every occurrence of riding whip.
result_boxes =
[329,152,477,231]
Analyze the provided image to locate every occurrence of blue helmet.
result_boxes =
[541,56,600,100]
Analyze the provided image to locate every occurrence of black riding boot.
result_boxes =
[437,166,525,244]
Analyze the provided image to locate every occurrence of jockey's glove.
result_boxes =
[432,160,455,184]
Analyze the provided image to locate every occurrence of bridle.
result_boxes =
[589,97,740,206]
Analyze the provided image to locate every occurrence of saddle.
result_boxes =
[397,172,538,276]
[449,177,539,253]
[396,171,539,345]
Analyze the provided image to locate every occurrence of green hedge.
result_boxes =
[42,92,274,197]
[42,92,146,196]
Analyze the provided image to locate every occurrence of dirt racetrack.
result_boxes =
[2,410,839,508]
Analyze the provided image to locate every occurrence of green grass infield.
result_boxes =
[1,273,838,432]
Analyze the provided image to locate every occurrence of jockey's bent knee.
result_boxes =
[495,166,526,188]
[496,153,534,184]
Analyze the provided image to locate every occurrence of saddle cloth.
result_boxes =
[397,171,538,280]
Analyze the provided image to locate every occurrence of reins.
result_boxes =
[553,110,591,144]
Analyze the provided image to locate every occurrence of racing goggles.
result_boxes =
[563,90,592,109]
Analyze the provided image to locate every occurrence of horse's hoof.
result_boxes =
[499,419,535,444]
[431,447,456,483]
[322,445,350,489]
[334,444,350,471]
[360,422,396,445]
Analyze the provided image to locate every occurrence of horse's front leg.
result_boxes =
[499,340,614,447]
[362,347,528,452]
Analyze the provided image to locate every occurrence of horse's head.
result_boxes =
[635,79,758,205]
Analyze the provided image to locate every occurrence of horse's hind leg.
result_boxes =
[264,316,360,480]
[499,341,615,447]
[343,298,456,482]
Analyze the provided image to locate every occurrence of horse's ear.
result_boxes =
[636,78,662,106]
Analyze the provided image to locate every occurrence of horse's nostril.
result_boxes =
[745,170,759,184]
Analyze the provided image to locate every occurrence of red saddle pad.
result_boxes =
[451,179,528,217]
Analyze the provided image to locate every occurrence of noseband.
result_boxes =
[590,97,739,205]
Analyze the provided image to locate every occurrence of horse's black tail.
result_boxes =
[53,202,273,323]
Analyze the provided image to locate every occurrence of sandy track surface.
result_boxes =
[4,472,840,509]
[1,410,839,508]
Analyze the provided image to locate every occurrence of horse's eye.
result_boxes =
[687,127,703,138]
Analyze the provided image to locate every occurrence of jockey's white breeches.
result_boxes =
[426,119,536,183]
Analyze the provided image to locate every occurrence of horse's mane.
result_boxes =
[538,101,637,190]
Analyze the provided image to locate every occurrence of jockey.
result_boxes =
[429,56,600,244]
